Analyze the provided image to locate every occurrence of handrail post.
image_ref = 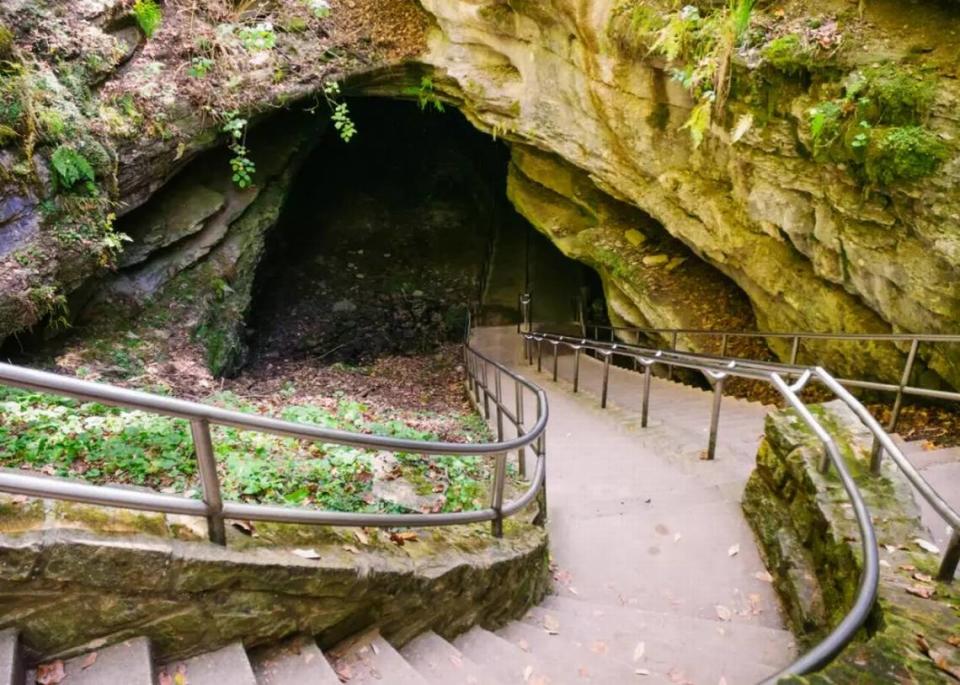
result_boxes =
[938,529,960,582]
[490,451,508,538]
[641,363,652,428]
[495,370,504,441]
[573,348,582,393]
[706,377,725,460]
[668,331,678,381]
[191,419,226,546]
[537,339,543,373]
[720,333,729,358]
[889,338,921,432]
[601,353,611,409]
[551,342,559,382]
[532,432,548,527]
[515,381,526,478]
[790,335,801,365]
[482,360,491,419]
[872,338,921,473]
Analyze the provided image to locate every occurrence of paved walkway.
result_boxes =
[470,326,796,682]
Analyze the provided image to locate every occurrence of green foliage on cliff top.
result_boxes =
[807,63,947,186]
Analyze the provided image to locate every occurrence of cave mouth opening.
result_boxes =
[243,97,601,369]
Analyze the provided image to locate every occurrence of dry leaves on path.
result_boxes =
[542,614,561,635]
[906,584,936,599]
[917,634,960,680]
[389,531,418,546]
[35,661,65,685]
[727,544,740,557]
[80,652,98,670]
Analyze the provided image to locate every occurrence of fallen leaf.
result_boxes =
[914,538,941,554]
[292,548,321,560]
[342,544,360,554]
[335,661,353,681]
[730,113,754,144]
[673,533,682,543]
[906,584,936,599]
[523,665,534,681]
[917,634,960,679]
[715,605,733,621]
[635,668,651,676]
[449,654,462,669]
[913,572,934,584]
[728,544,740,557]
[517,639,530,652]
[36,661,66,685]
[948,636,960,647]
[231,520,255,536]
[389,531,418,546]
[633,641,646,662]
[578,666,590,678]
[590,641,608,655]
[543,614,560,635]
[899,564,917,572]
[754,571,774,583]
[354,529,370,545]
[81,652,98,670]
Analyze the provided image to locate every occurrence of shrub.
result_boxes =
[133,0,163,39]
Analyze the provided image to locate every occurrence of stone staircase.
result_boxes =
[1,594,797,684]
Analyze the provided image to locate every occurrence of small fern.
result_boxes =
[50,145,96,192]
[133,0,163,39]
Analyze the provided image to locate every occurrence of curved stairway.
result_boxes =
[1,324,806,684]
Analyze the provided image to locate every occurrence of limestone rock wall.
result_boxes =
[410,0,960,384]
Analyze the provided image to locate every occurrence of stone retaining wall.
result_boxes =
[0,494,549,663]
[743,402,960,681]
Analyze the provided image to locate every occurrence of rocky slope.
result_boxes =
[1,0,960,387]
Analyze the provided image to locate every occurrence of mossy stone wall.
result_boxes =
[743,402,960,681]
[0,492,550,664]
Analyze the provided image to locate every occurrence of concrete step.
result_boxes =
[545,499,786,628]
[27,638,153,685]
[536,596,795,676]
[328,631,428,685]
[452,626,556,683]
[0,631,21,685]
[158,643,256,685]
[400,631,497,685]
[249,635,339,684]
[495,619,663,683]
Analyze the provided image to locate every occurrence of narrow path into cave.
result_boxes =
[470,326,796,682]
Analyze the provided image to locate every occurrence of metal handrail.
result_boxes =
[0,337,549,543]
[524,329,958,680]
[584,322,960,433]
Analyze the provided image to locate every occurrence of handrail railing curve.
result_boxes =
[523,326,958,681]
[0,333,549,542]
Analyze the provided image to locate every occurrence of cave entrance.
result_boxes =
[246,98,595,367]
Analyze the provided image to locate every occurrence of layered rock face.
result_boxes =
[1,0,959,387]
[411,0,960,384]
